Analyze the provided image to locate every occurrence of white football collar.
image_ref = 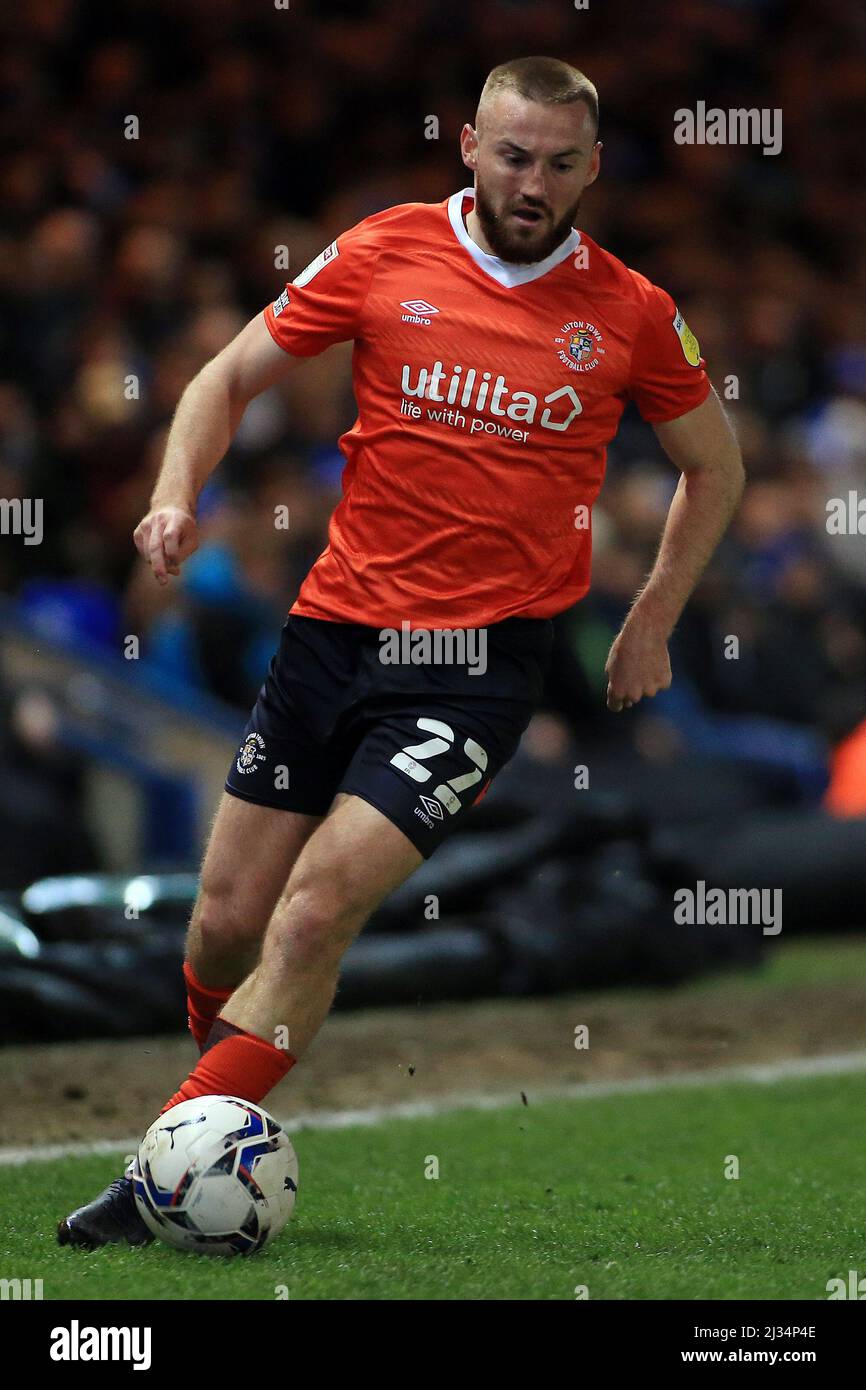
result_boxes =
[447,186,581,288]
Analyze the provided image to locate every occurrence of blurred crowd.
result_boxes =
[2,0,866,838]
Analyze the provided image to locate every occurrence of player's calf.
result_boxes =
[183,890,264,1051]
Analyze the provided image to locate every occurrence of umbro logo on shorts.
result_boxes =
[414,795,445,830]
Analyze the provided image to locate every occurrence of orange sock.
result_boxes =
[160,1020,296,1114]
[184,960,233,1052]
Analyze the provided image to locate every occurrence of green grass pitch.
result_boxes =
[3,1067,865,1300]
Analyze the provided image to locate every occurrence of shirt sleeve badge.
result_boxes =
[672,309,702,366]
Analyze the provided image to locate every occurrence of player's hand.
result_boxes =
[604,617,672,712]
[133,504,199,585]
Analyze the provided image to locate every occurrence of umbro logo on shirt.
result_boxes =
[400,299,440,325]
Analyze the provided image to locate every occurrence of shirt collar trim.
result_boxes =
[447,186,581,288]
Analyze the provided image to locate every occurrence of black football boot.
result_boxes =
[57,1163,153,1248]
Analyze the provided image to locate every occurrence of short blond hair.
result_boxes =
[477,56,599,136]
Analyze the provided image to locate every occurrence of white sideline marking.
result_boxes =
[3,1048,866,1166]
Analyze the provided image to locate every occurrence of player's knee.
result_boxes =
[265,884,362,972]
[191,883,259,958]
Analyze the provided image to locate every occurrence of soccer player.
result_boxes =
[59,55,744,1246]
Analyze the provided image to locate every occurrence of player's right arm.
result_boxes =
[134,314,301,585]
[137,217,381,584]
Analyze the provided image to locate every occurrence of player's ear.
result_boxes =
[585,140,603,186]
[460,123,478,170]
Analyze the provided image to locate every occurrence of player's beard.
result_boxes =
[473,180,582,265]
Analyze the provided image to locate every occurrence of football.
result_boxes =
[132,1095,298,1256]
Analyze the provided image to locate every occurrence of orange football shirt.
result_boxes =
[263,187,711,628]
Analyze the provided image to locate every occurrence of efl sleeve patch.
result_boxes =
[293,240,339,288]
[261,220,377,357]
[672,309,702,367]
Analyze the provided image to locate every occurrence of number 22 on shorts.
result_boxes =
[389,717,488,815]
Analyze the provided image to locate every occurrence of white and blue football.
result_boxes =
[132,1095,298,1256]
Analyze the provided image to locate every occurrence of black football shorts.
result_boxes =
[224,613,553,858]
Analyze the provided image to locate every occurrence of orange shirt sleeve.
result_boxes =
[628,280,711,423]
[825,722,866,818]
[263,221,379,357]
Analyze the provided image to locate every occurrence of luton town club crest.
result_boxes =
[236,731,266,775]
[555,320,605,372]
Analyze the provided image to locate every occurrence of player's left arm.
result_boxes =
[604,387,745,712]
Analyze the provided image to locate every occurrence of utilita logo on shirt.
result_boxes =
[400,360,583,440]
